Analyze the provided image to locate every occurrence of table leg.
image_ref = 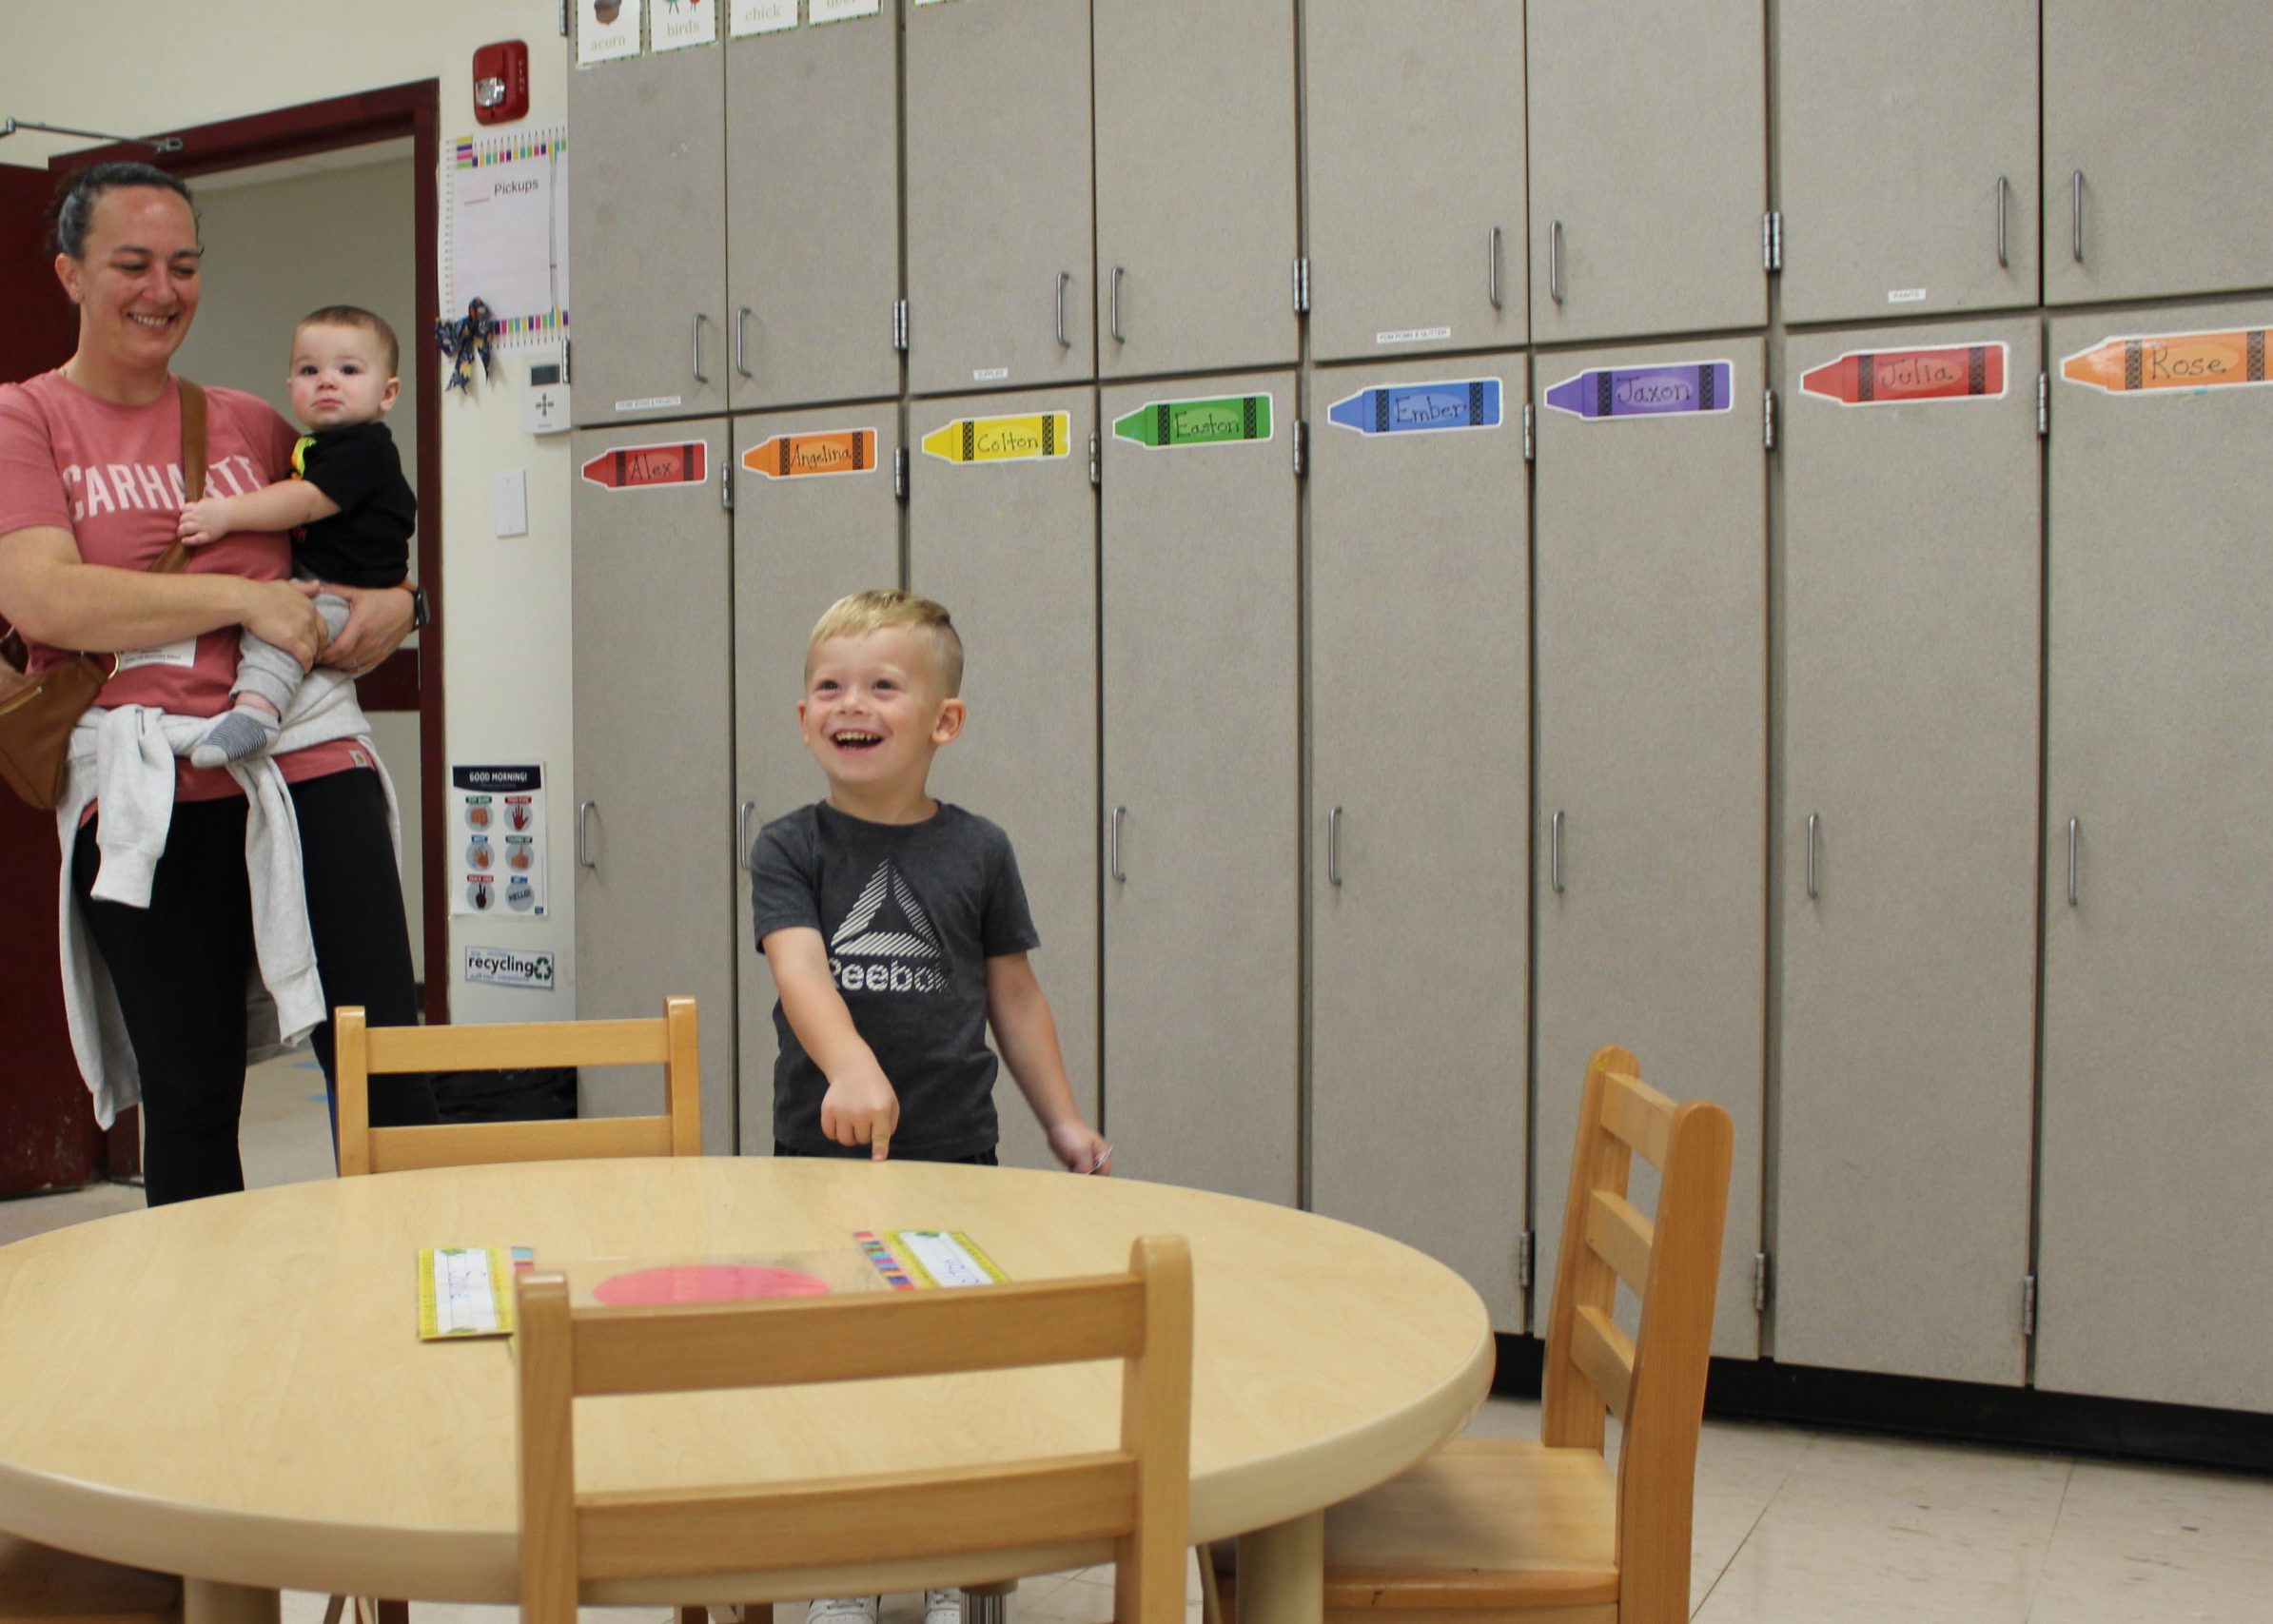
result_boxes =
[1233,1512,1323,1624]
[185,1579,281,1624]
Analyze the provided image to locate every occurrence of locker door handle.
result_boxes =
[1995,176,2009,269]
[1109,265,1127,344]
[734,307,754,379]
[1108,806,1127,883]
[738,799,756,872]
[1327,806,1344,887]
[1549,221,1565,305]
[692,313,710,384]
[1806,812,1819,899]
[578,800,597,870]
[1550,809,1565,893]
[2067,816,2080,907]
[1054,270,1070,348]
[2069,170,2085,264]
[1488,226,1503,311]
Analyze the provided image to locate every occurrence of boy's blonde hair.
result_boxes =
[807,590,965,695]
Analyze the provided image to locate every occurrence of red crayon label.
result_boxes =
[1801,343,2007,407]
[579,441,709,490]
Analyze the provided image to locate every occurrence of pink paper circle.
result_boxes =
[593,1264,833,1305]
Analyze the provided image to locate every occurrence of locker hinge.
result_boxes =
[1293,256,1311,315]
[1763,387,1777,452]
[2036,371,2049,438]
[892,299,909,355]
[1088,431,1101,489]
[1521,401,1535,463]
[2022,1275,2037,1338]
[1753,1252,1772,1314]
[559,0,571,37]
[892,445,908,502]
[1517,1231,1535,1291]
[1292,420,1308,478]
[1763,210,1783,272]
[719,459,735,513]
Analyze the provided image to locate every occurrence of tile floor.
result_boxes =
[6,1056,2271,1623]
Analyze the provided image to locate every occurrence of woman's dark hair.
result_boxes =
[47,162,197,259]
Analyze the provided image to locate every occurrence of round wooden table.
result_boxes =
[0,1159,1492,1624]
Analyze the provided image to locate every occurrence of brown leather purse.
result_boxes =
[0,378,207,809]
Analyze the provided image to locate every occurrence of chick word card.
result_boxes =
[417,1246,534,1340]
[856,1229,1008,1289]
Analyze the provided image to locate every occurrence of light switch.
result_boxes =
[494,469,528,538]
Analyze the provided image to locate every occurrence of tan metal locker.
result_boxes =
[1527,0,1766,344]
[1776,0,2038,324]
[1303,0,1527,363]
[1101,371,1301,1204]
[566,43,727,426]
[724,7,901,410]
[571,421,736,1151]
[732,406,905,1158]
[1533,337,1766,1358]
[904,0,1095,396]
[1309,357,1530,1330]
[2040,299,2273,1413]
[1093,0,1298,378]
[910,387,1101,1173]
[2045,2,2273,306]
[1775,318,2042,1385]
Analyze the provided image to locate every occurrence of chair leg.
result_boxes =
[679,1608,710,1624]
[1196,1547,1226,1624]
[964,1579,1016,1624]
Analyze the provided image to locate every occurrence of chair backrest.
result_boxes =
[334,995,702,1175]
[1538,1046,1733,1621]
[513,1234,1193,1624]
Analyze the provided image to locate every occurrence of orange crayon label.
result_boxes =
[742,429,878,479]
[2061,327,2271,395]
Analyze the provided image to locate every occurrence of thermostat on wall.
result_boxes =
[524,353,570,436]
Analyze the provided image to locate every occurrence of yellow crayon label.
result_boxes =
[2061,327,2270,395]
[920,411,1070,465]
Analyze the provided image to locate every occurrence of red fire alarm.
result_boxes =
[472,41,529,126]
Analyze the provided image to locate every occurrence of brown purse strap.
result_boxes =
[148,376,208,577]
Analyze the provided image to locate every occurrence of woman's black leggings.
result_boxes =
[71,767,439,1206]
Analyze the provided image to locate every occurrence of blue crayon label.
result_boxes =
[1326,379,1503,436]
[1542,362,1734,421]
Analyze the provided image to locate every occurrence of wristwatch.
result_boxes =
[404,581,431,631]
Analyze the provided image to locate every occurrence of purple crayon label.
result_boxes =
[1543,361,1734,421]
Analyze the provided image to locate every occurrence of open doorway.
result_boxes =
[0,85,447,1194]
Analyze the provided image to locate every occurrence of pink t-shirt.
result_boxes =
[0,369,366,801]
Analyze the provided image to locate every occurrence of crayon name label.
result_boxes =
[1543,362,1733,421]
[921,412,1071,466]
[1800,343,2007,407]
[579,441,709,490]
[1326,380,1503,436]
[1112,395,1274,449]
[2062,327,2272,396]
[742,430,877,479]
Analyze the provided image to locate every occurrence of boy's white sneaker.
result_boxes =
[806,1599,880,1624]
[923,1589,966,1624]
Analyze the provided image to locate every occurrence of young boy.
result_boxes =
[176,304,417,767]
[753,591,1110,1624]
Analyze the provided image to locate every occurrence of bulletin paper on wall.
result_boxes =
[452,764,550,917]
[444,127,570,350]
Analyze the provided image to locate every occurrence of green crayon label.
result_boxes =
[1112,394,1273,449]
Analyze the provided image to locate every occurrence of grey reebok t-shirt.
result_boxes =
[750,800,1039,1158]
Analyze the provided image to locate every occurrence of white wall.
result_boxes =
[5,2,582,1022]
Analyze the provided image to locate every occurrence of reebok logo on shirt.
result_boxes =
[828,860,949,994]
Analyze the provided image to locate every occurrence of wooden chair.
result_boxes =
[515,1234,1194,1624]
[1217,1046,1733,1624]
[334,994,702,1175]
[0,1535,180,1624]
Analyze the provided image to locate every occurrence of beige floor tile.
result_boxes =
[1458,1394,1539,1440]
[2025,1458,2273,1624]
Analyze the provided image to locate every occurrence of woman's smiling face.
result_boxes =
[57,186,204,375]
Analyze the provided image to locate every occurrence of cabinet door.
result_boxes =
[1534,337,1765,1357]
[567,43,727,426]
[2045,2,2273,306]
[1527,0,1764,344]
[904,0,1094,396]
[1093,0,1298,378]
[1310,357,1529,1329]
[1776,319,2041,1384]
[571,421,735,1150]
[1303,0,1527,362]
[910,387,1100,1172]
[732,406,905,1157]
[724,7,900,410]
[1777,1,2037,324]
[1102,372,1300,1203]
[2040,299,2273,1413]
